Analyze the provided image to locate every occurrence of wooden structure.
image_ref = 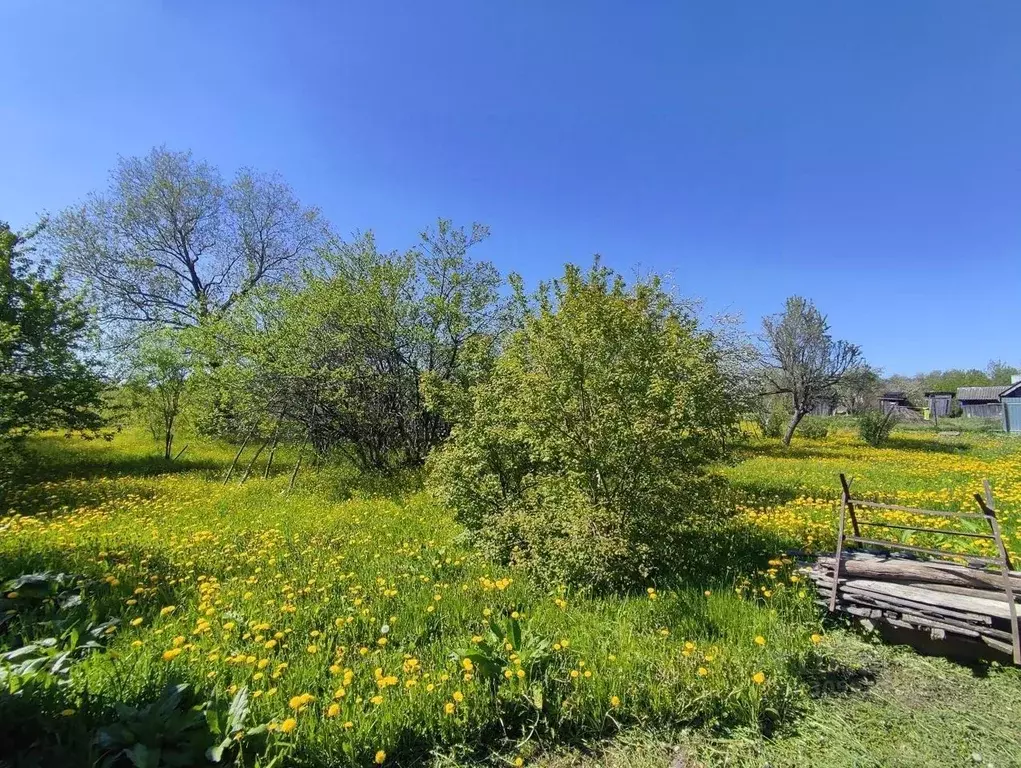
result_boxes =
[1000,379,1021,434]
[956,386,1006,420]
[809,391,839,417]
[878,392,921,420]
[923,391,953,419]
[815,474,1020,663]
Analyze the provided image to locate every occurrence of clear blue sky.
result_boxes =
[3,1,1019,375]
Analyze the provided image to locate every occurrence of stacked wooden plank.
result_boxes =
[809,551,1021,659]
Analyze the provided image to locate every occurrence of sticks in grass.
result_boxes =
[223,433,252,485]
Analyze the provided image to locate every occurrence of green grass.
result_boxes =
[2,426,1021,767]
[1,430,819,767]
[531,633,1021,768]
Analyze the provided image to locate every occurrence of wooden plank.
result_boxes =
[814,554,1021,590]
[849,499,988,521]
[973,484,1021,662]
[843,537,1001,565]
[830,481,849,611]
[979,634,1015,656]
[840,474,861,538]
[840,579,1016,621]
[812,576,997,624]
[816,553,1021,588]
[819,582,996,625]
[856,521,994,540]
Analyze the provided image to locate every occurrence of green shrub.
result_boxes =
[754,398,788,439]
[858,409,898,447]
[796,416,829,440]
[428,262,742,590]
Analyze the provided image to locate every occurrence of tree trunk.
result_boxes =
[164,430,173,460]
[782,410,807,446]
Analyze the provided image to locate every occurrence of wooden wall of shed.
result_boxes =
[926,396,952,418]
[960,402,1003,419]
[1003,398,1021,434]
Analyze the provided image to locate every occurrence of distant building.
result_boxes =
[1001,377,1021,434]
[879,392,921,419]
[880,392,911,411]
[809,391,839,416]
[923,391,954,418]
[956,386,1007,419]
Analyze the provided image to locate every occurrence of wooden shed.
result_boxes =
[1000,379,1021,434]
[879,392,920,419]
[923,391,954,418]
[957,386,1006,419]
[809,391,839,416]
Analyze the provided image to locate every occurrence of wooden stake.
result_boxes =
[172,444,189,461]
[830,473,850,611]
[223,433,252,485]
[286,433,310,494]
[840,473,860,538]
[263,435,280,480]
[240,440,268,483]
[975,482,1021,664]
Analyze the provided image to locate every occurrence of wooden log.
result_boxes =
[812,569,1021,605]
[896,581,1020,604]
[836,578,1018,621]
[828,597,1012,642]
[814,554,1021,591]
[979,634,1015,656]
[240,439,268,483]
[223,433,252,485]
[814,580,994,626]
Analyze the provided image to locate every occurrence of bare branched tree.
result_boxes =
[50,147,325,337]
[760,296,862,445]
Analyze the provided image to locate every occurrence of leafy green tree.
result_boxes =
[837,364,880,414]
[427,261,741,589]
[760,296,863,445]
[206,219,506,471]
[126,330,190,459]
[987,360,1021,386]
[1,221,103,438]
[50,147,325,336]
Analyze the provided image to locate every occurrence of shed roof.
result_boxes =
[956,386,1008,402]
[1000,380,1021,399]
[880,391,908,400]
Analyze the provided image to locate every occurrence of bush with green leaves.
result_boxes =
[753,397,788,439]
[428,262,741,590]
[858,409,899,447]
[796,416,829,440]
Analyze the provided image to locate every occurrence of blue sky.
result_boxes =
[2,1,1019,375]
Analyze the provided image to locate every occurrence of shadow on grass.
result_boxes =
[663,520,796,587]
[0,549,197,768]
[20,444,223,484]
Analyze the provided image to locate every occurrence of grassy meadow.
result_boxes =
[2,424,1021,767]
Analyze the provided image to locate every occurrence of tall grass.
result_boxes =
[1,431,823,767]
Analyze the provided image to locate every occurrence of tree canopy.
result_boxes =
[760,296,863,445]
[50,147,325,335]
[428,262,741,589]
[1,221,103,437]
